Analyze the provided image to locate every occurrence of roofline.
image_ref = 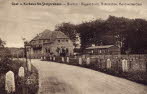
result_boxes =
[86,45,116,49]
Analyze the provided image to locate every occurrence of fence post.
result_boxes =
[122,59,128,72]
[106,59,111,69]
[53,57,55,61]
[62,57,64,62]
[5,71,15,94]
[125,59,128,72]
[79,58,82,65]
[86,57,90,65]
[18,67,25,77]
[67,57,69,63]
[41,56,43,60]
[50,56,52,61]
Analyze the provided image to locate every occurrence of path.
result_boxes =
[31,59,147,94]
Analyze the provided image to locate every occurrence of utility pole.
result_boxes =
[22,38,28,73]
[24,41,28,72]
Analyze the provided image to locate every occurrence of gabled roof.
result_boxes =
[31,29,69,42]
[52,31,68,39]
[86,45,115,49]
[32,29,53,41]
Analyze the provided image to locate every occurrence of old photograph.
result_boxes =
[0,0,147,94]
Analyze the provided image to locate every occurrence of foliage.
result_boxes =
[0,48,12,60]
[55,22,77,44]
[0,38,5,47]
[55,23,77,46]
[55,16,147,54]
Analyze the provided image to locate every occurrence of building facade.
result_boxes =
[85,45,121,55]
[27,29,74,58]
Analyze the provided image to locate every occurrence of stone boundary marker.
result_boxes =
[86,58,90,65]
[79,58,82,65]
[18,67,25,77]
[5,71,15,93]
[122,59,128,72]
[50,57,52,61]
[62,57,64,62]
[66,57,69,63]
[53,57,56,61]
[106,59,111,69]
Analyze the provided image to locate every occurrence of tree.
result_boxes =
[55,22,77,43]
[0,38,6,47]
[55,16,147,54]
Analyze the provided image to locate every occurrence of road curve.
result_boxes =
[31,59,147,94]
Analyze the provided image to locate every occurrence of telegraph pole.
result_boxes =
[22,38,28,73]
[24,41,28,72]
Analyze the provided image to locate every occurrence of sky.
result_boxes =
[0,0,147,47]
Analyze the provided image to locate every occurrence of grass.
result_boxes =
[0,59,39,94]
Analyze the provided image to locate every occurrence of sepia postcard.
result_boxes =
[0,0,147,94]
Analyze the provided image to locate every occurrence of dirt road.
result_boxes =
[31,59,147,94]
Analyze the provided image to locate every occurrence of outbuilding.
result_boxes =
[85,45,121,55]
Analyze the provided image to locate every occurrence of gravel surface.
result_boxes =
[31,59,147,94]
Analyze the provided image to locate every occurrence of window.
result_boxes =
[58,40,60,43]
[66,40,68,42]
[32,41,35,44]
[39,40,41,43]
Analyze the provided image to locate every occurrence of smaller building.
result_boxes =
[85,45,121,55]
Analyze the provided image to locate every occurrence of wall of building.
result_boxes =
[28,38,74,58]
[85,46,121,55]
[48,38,74,56]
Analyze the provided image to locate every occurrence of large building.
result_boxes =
[26,29,74,58]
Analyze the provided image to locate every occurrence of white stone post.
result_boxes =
[5,71,15,93]
[124,59,128,71]
[106,59,111,69]
[67,57,69,63]
[41,56,43,60]
[44,56,46,60]
[122,59,125,72]
[79,58,82,65]
[86,57,90,65]
[62,57,64,62]
[122,59,128,72]
[18,67,25,77]
[53,57,55,61]
[50,56,52,61]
